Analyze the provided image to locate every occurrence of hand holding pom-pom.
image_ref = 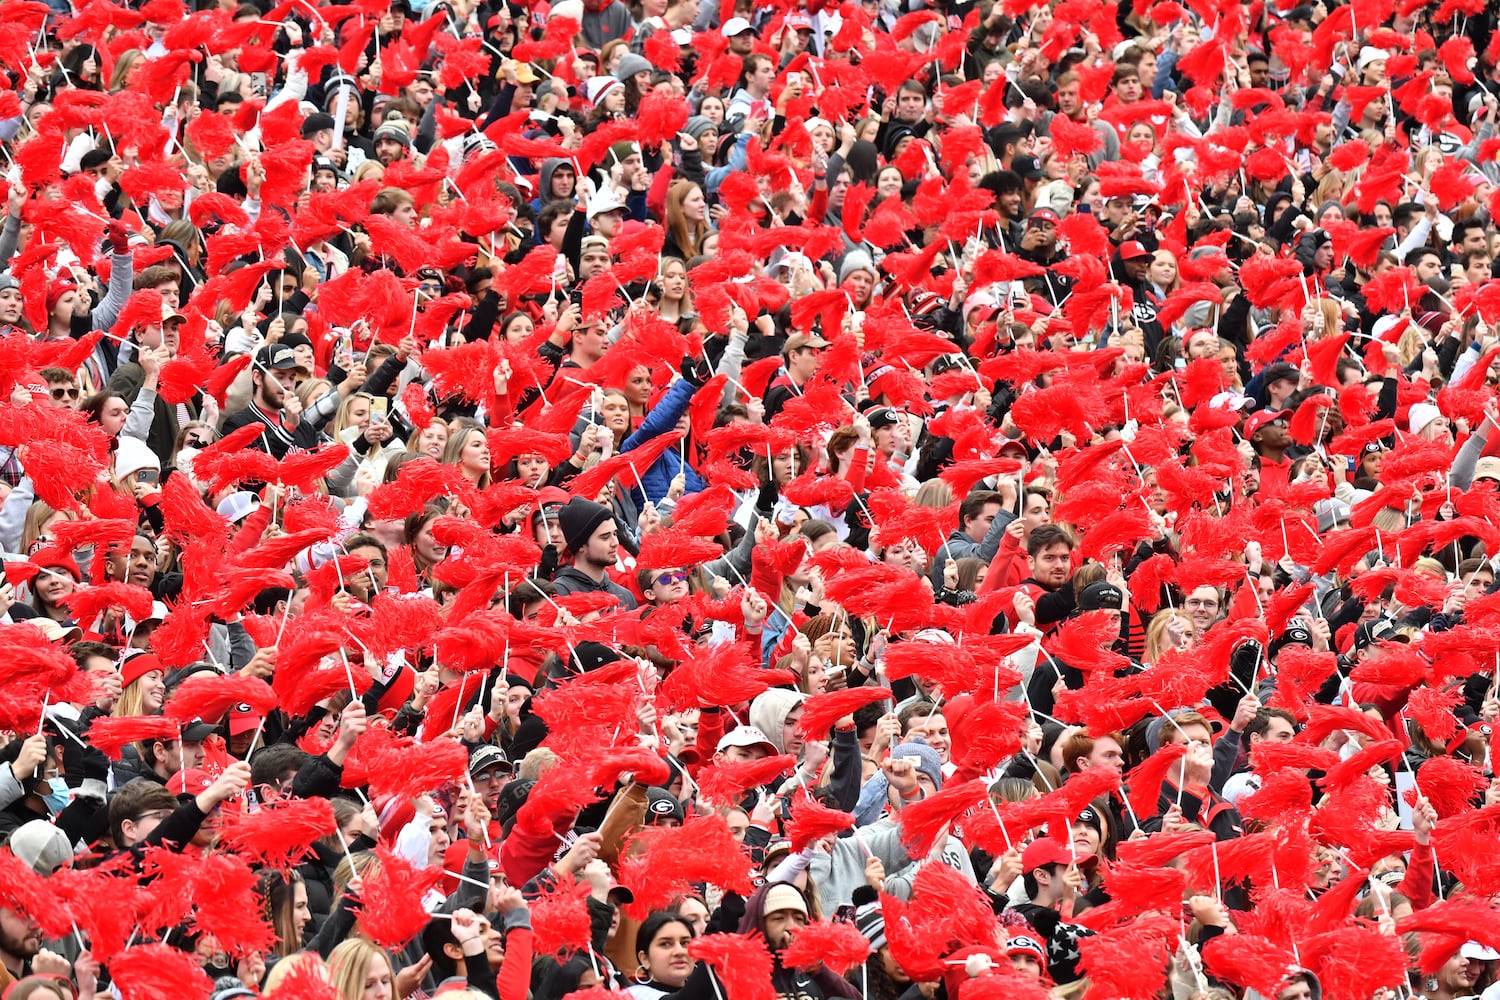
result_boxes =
[964,952,994,978]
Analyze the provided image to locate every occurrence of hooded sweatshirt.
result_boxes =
[736,883,862,1000]
[749,688,806,754]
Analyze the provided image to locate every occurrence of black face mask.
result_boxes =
[203,959,234,981]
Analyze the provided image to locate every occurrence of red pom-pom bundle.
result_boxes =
[354,848,444,949]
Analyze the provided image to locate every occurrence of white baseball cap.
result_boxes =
[716,725,778,756]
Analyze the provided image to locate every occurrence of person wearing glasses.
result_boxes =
[104,759,250,854]
[639,566,691,607]
[38,368,79,411]
[1243,408,1292,497]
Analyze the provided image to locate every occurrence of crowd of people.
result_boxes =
[3,0,1500,997]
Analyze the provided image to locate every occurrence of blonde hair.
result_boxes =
[351,160,386,184]
[1309,298,1342,338]
[441,418,491,488]
[21,500,74,554]
[262,954,331,995]
[1150,250,1180,293]
[332,850,377,899]
[329,939,395,1000]
[912,479,953,509]
[1144,609,1194,665]
[297,379,333,410]
[1412,556,1446,579]
[112,673,156,718]
[109,49,144,92]
[518,747,558,781]
[332,392,376,441]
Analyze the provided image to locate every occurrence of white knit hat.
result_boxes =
[585,76,622,106]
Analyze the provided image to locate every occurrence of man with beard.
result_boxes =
[0,905,60,993]
[731,882,859,1000]
[221,344,317,458]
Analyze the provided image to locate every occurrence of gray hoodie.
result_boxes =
[806,815,975,912]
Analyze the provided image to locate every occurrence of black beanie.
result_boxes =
[557,497,612,554]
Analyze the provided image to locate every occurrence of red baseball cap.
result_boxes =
[1020,837,1095,874]
[229,703,263,737]
[167,768,213,797]
[1118,240,1152,260]
[1243,409,1291,439]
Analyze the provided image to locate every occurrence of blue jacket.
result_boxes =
[619,379,707,508]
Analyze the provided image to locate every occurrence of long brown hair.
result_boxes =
[666,180,709,260]
[258,870,307,958]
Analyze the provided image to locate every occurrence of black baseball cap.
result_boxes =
[256,344,304,373]
[1012,155,1044,180]
[1078,582,1124,611]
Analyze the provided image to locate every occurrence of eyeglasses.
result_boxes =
[474,767,512,782]
[655,571,689,586]
[133,808,173,825]
[50,387,79,400]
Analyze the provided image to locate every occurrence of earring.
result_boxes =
[1424,977,1439,993]
[634,965,652,985]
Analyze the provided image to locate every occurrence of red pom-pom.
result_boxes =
[85,715,181,759]
[785,794,855,852]
[165,673,277,724]
[780,919,873,974]
[696,754,798,805]
[219,795,336,869]
[354,847,444,948]
[689,933,775,1000]
[110,943,215,1000]
[617,814,754,919]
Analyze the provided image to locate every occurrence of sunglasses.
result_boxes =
[50,387,79,400]
[655,571,689,586]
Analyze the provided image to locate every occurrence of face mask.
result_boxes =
[202,959,234,980]
[43,777,71,814]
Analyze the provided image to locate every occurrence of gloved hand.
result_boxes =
[756,476,779,516]
[62,730,110,788]
[107,219,130,254]
[679,355,711,389]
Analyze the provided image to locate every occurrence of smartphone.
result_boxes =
[832,905,857,924]
[137,469,159,486]
[1078,203,1092,216]
[569,287,584,309]
[335,329,355,370]
[369,397,388,423]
